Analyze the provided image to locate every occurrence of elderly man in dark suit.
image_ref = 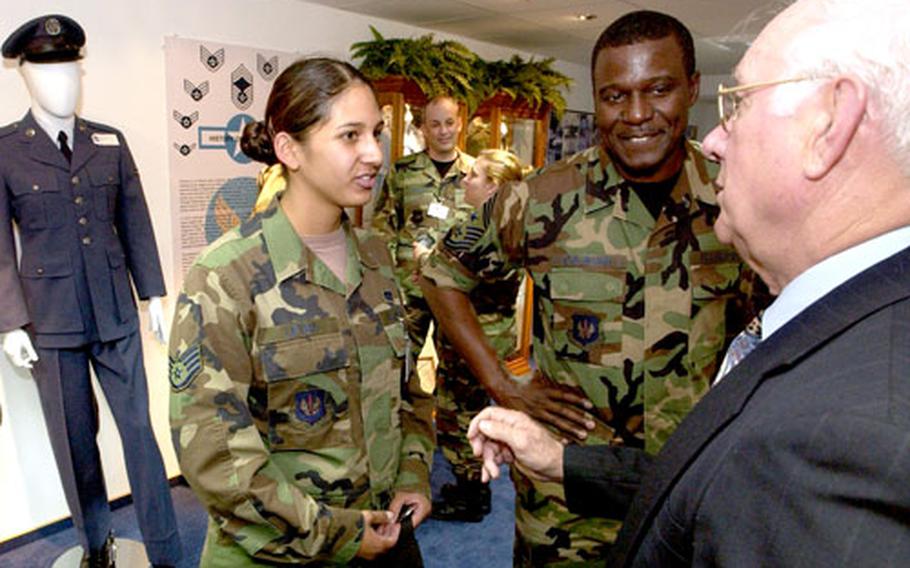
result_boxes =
[467,0,910,564]
[0,15,180,567]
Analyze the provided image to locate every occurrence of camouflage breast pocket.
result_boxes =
[257,326,353,452]
[546,269,625,366]
[688,258,742,381]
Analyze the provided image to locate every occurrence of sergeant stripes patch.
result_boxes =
[169,345,202,391]
[442,225,486,253]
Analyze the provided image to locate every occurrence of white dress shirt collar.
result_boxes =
[762,226,910,340]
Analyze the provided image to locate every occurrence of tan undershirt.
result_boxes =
[300,227,347,284]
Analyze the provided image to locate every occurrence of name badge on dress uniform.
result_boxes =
[427,201,450,220]
[91,133,119,146]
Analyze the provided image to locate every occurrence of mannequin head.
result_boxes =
[3,15,86,121]
[20,61,81,119]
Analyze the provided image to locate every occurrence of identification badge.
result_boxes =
[427,201,450,220]
[91,133,120,146]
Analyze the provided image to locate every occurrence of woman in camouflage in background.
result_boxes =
[168,57,434,566]
[432,149,527,522]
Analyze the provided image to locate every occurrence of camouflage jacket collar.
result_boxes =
[400,148,474,182]
[261,201,374,295]
[585,141,718,231]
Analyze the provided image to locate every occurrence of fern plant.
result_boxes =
[351,27,573,117]
[351,26,483,112]
[479,55,573,118]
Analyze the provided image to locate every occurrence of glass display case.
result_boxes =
[468,92,551,168]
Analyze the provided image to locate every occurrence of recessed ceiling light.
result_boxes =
[576,14,597,21]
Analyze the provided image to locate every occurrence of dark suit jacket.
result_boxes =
[0,112,165,347]
[609,245,910,567]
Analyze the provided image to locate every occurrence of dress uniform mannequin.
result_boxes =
[0,15,180,567]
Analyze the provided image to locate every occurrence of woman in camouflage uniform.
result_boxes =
[168,58,434,566]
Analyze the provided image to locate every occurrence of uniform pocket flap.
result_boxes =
[7,171,58,195]
[86,164,120,186]
[20,255,73,278]
[260,331,351,383]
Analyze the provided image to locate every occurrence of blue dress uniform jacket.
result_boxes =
[0,111,165,344]
[0,111,181,563]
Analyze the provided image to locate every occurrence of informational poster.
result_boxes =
[164,36,295,283]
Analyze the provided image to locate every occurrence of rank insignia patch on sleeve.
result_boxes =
[169,345,202,391]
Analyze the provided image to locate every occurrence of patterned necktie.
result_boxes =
[58,130,72,163]
[713,314,763,385]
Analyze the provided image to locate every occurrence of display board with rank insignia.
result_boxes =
[164,36,295,293]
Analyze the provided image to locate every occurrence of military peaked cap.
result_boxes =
[2,14,84,63]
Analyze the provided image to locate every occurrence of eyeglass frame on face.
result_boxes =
[717,76,826,131]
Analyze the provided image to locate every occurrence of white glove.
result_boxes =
[148,296,168,345]
[2,329,39,369]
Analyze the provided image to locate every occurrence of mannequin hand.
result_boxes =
[2,329,39,369]
[148,297,168,345]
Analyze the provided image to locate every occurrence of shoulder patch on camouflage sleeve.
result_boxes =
[169,345,202,391]
[441,218,487,254]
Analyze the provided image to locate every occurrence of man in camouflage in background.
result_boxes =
[372,97,474,318]
[421,11,764,566]
[169,201,434,564]
[371,94,474,351]
[371,95,490,519]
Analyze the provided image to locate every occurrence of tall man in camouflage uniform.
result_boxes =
[371,96,487,518]
[421,11,761,566]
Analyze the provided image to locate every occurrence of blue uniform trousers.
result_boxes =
[31,331,181,564]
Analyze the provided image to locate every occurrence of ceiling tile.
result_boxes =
[298,0,775,72]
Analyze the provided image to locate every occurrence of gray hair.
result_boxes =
[780,0,910,174]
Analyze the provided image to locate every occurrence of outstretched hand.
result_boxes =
[468,406,566,483]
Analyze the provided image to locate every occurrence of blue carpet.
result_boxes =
[421,449,515,568]
[0,450,515,567]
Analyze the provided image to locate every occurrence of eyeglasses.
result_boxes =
[717,76,826,131]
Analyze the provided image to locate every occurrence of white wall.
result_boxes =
[689,73,733,142]
[0,0,591,543]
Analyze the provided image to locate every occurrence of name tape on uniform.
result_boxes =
[91,133,120,146]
